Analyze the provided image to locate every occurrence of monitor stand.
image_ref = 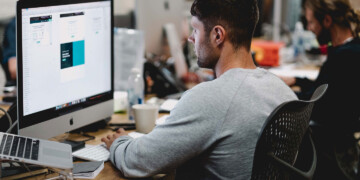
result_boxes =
[69,117,111,133]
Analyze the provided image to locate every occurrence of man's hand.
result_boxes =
[101,128,128,149]
[279,76,296,86]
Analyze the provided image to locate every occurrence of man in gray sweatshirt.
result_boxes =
[102,0,297,179]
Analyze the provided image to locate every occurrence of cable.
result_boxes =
[6,120,18,133]
[79,133,95,142]
[66,132,95,143]
[0,107,12,131]
[21,162,35,179]
[45,167,73,180]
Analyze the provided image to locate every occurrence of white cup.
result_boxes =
[133,104,159,134]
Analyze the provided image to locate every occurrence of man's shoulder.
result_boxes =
[179,75,236,105]
[334,38,360,55]
[182,68,279,100]
[181,80,217,99]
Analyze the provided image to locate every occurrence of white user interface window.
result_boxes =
[21,2,111,116]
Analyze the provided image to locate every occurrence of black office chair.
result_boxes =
[251,84,328,180]
[309,103,360,179]
[333,135,360,180]
[329,118,360,180]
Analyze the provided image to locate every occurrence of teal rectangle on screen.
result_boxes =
[73,40,85,66]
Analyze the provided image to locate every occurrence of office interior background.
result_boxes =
[0,0,360,95]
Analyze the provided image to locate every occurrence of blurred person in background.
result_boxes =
[280,0,360,179]
[2,17,16,82]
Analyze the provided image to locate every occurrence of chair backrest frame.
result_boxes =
[251,84,328,180]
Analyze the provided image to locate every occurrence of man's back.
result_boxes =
[174,68,297,179]
[109,68,297,179]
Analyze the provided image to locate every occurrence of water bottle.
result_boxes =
[127,68,144,121]
[293,22,305,60]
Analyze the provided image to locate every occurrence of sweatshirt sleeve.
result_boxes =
[108,86,225,178]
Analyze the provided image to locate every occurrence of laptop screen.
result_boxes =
[17,0,113,134]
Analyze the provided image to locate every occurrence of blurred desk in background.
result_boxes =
[268,62,320,81]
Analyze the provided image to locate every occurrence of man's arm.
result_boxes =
[279,76,296,86]
[102,87,224,178]
[7,57,17,80]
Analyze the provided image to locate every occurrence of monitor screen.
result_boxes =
[0,0,16,21]
[17,0,114,139]
[135,0,185,56]
[135,0,188,80]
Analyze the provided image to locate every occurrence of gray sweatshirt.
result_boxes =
[110,68,298,179]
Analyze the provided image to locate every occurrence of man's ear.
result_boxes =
[323,14,332,28]
[211,25,226,46]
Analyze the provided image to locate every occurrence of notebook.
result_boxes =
[0,132,73,169]
[73,161,104,179]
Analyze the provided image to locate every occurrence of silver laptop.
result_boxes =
[0,132,73,169]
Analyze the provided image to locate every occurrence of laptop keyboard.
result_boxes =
[0,134,40,161]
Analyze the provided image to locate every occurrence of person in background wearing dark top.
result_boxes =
[280,0,360,179]
[2,17,16,81]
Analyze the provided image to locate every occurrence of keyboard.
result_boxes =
[0,134,40,161]
[72,144,110,162]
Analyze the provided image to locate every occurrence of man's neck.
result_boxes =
[330,25,354,47]
[214,43,256,78]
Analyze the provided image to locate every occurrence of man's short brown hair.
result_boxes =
[190,0,259,50]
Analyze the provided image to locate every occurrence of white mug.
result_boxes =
[132,104,159,134]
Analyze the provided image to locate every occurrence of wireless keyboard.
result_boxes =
[72,144,110,162]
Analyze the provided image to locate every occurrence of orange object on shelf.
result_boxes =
[251,40,285,67]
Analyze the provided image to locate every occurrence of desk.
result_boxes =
[35,113,171,180]
[0,101,171,179]
[268,62,320,81]
[49,113,133,180]
[266,61,321,92]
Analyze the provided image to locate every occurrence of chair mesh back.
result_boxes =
[251,101,314,179]
[310,84,328,101]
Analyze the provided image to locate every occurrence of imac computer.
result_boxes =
[17,0,114,139]
[135,0,188,79]
[0,0,16,21]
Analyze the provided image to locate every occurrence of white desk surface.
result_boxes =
[268,63,320,81]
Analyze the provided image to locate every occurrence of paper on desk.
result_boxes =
[160,99,179,112]
[268,65,319,80]
[156,115,169,125]
[72,161,104,179]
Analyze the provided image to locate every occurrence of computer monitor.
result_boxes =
[261,0,302,32]
[135,0,188,80]
[16,0,114,139]
[135,0,185,56]
[0,0,16,21]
